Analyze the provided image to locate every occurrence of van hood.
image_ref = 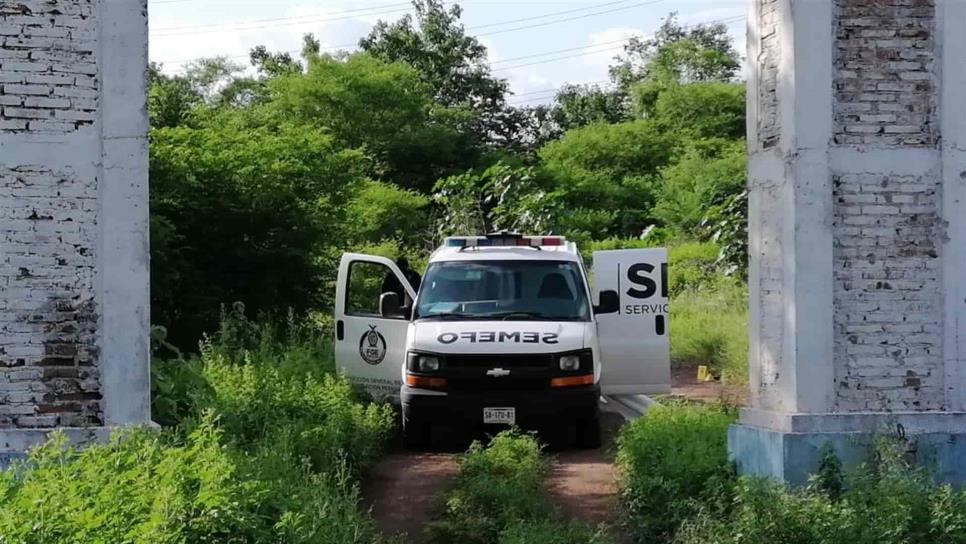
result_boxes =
[410,320,588,354]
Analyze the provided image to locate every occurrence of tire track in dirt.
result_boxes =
[544,410,625,527]
[364,450,459,543]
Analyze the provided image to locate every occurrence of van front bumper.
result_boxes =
[400,384,600,432]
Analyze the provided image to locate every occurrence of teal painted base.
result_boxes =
[728,423,966,486]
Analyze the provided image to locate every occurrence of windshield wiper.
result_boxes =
[489,311,554,321]
[417,312,472,320]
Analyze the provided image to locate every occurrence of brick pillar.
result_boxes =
[0,0,151,457]
[730,0,966,484]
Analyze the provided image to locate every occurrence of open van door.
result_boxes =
[592,248,670,395]
[335,253,416,400]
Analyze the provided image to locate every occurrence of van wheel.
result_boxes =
[403,418,431,450]
[576,416,601,449]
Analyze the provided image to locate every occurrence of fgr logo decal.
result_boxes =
[359,325,387,365]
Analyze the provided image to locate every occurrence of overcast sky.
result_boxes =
[149,0,747,106]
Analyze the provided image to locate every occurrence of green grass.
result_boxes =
[670,279,748,383]
[429,430,612,544]
[616,401,737,543]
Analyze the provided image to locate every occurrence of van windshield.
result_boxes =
[413,260,590,321]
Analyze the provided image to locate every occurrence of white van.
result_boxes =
[335,232,669,448]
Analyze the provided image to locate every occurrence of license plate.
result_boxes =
[483,407,515,425]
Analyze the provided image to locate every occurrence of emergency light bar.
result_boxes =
[445,234,566,248]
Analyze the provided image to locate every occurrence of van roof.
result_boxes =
[429,243,581,263]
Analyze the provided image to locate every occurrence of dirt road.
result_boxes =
[363,450,459,542]
[543,410,625,525]
[364,410,626,542]
[363,375,736,541]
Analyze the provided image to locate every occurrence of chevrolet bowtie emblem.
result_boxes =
[486,368,511,378]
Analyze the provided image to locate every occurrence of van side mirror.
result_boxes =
[380,292,404,318]
[594,290,620,315]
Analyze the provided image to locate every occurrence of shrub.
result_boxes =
[617,402,737,543]
[149,118,369,349]
[430,430,550,543]
[677,438,966,544]
[430,430,611,544]
[654,139,746,237]
[498,519,613,544]
[202,348,394,474]
[2,313,396,544]
[668,241,721,296]
[0,418,383,544]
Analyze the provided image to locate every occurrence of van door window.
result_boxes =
[346,261,401,317]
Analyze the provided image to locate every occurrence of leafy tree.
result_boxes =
[610,12,741,89]
[148,63,202,128]
[265,52,474,192]
[653,139,746,235]
[148,58,257,127]
[181,56,247,103]
[345,179,430,247]
[433,161,558,237]
[646,81,745,140]
[250,43,304,77]
[360,0,511,146]
[702,189,748,279]
[547,83,628,134]
[538,120,674,239]
[150,115,369,348]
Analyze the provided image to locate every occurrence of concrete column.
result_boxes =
[731,0,966,484]
[0,0,151,458]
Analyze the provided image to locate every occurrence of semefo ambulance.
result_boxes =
[335,232,669,449]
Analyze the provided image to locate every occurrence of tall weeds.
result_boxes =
[0,309,395,544]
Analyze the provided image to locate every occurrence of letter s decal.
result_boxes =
[626,263,657,299]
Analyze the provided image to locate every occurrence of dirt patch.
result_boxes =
[363,450,459,543]
[544,411,625,527]
[671,364,747,405]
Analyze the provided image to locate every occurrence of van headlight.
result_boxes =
[559,354,582,371]
[418,355,440,372]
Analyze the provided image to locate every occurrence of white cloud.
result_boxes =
[479,37,499,63]
[149,3,409,73]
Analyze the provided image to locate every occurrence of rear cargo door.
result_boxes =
[335,253,416,400]
[592,248,670,395]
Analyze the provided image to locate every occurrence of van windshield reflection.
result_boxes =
[413,260,590,321]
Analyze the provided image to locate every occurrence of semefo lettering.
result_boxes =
[437,331,559,345]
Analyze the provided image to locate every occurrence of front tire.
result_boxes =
[576,416,601,449]
[403,416,431,450]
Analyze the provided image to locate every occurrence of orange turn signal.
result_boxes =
[406,374,447,388]
[550,374,594,387]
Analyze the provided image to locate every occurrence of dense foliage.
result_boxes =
[677,443,966,544]
[617,402,737,543]
[429,430,612,544]
[147,4,750,358]
[0,315,395,544]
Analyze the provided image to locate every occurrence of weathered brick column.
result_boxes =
[0,0,151,456]
[731,0,966,483]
